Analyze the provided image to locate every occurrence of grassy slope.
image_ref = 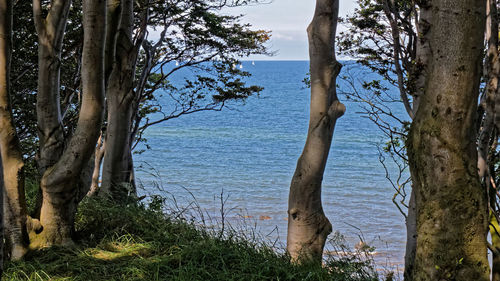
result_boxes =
[3,198,379,281]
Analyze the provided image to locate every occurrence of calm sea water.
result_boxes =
[135,61,408,270]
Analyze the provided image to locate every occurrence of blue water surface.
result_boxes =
[135,61,408,269]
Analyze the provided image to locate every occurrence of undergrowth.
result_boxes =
[3,197,379,281]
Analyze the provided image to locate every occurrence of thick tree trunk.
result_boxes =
[31,185,76,247]
[100,0,138,201]
[0,0,29,259]
[406,1,489,280]
[286,0,344,263]
[31,0,105,247]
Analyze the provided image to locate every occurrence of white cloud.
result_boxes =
[225,0,358,60]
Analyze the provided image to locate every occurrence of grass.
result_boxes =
[3,197,379,281]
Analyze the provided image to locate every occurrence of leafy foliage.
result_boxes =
[337,0,417,214]
[10,0,271,167]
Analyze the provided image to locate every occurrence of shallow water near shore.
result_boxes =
[135,60,408,272]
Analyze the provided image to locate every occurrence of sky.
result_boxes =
[225,0,358,60]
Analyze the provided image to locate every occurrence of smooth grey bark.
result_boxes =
[100,0,143,201]
[0,0,29,259]
[33,0,71,176]
[87,135,105,197]
[411,2,431,115]
[286,0,344,263]
[30,0,105,247]
[406,0,489,280]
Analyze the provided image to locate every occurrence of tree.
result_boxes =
[30,0,105,246]
[97,0,270,201]
[407,0,489,279]
[98,0,143,201]
[0,0,30,259]
[286,0,344,262]
[337,1,421,277]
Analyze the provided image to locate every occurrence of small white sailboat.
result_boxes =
[252,61,255,66]
[175,61,179,66]
[239,64,243,69]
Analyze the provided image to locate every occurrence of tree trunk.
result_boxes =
[406,1,489,280]
[31,0,105,247]
[286,0,344,263]
[0,0,29,260]
[404,2,432,279]
[100,83,134,201]
[404,188,417,280]
[0,153,4,276]
[100,0,139,201]
[34,2,68,176]
[87,134,105,196]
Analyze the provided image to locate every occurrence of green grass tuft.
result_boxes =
[3,198,378,281]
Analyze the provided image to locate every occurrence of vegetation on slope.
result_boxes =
[3,197,379,281]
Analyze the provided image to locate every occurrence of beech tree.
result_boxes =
[0,0,30,259]
[0,0,268,254]
[407,0,489,279]
[338,1,421,276]
[287,0,344,262]
[96,0,270,201]
[340,1,500,279]
[97,0,142,200]
[6,0,269,203]
[27,0,105,247]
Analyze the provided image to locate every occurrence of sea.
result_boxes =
[134,60,409,272]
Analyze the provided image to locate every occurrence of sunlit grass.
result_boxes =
[3,197,379,281]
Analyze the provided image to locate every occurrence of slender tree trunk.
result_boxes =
[31,0,105,247]
[286,0,344,263]
[406,1,489,280]
[81,0,119,197]
[100,0,139,201]
[87,134,105,196]
[0,0,29,259]
[34,9,68,176]
[100,84,134,200]
[404,188,417,279]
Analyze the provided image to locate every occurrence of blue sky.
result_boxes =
[226,0,358,60]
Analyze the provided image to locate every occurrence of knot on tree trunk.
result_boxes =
[26,215,43,234]
[328,100,345,120]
